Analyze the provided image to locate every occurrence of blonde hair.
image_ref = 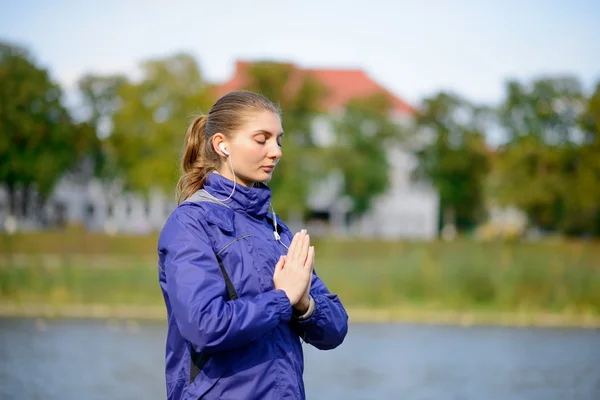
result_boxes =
[176,90,280,204]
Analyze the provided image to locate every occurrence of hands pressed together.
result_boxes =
[273,229,314,314]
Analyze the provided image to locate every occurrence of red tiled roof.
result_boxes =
[215,61,415,115]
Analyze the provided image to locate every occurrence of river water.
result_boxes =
[1,318,599,399]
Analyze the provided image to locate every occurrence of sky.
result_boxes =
[1,0,599,107]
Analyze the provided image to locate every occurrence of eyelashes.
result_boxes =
[255,140,282,147]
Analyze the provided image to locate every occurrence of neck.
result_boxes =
[215,165,254,187]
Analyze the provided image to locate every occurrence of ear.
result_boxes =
[211,133,227,156]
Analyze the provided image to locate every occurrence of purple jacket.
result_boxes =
[158,173,348,399]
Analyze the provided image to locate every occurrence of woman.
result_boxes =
[158,90,348,399]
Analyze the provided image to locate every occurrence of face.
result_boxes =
[216,110,284,187]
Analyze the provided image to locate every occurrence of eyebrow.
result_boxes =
[252,129,284,137]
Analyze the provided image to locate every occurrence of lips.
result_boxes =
[262,165,275,172]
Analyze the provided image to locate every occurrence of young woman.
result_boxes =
[158,90,348,399]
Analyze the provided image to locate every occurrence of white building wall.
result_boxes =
[354,184,439,239]
[307,116,440,240]
[0,178,177,235]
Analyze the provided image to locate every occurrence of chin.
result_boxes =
[239,172,272,187]
[257,175,273,184]
[255,172,274,184]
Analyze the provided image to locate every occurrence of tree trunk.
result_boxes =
[21,183,30,220]
[441,206,457,241]
[7,182,16,218]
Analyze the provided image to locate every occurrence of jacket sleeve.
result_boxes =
[290,269,349,350]
[159,210,293,354]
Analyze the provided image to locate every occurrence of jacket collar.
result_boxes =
[203,172,272,218]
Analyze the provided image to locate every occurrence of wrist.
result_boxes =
[280,290,295,306]
[293,295,310,314]
[292,294,315,321]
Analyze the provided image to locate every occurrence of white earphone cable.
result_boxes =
[203,153,237,203]
[271,204,289,250]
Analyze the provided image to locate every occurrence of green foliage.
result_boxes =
[106,54,215,194]
[577,83,600,234]
[493,77,600,235]
[412,92,490,230]
[500,77,583,144]
[78,74,128,130]
[0,41,97,207]
[330,93,403,216]
[77,74,128,179]
[579,82,600,143]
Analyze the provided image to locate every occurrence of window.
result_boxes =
[85,203,95,220]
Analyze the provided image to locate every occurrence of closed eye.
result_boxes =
[252,130,284,146]
[255,134,266,145]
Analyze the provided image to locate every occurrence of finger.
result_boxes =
[287,232,298,256]
[291,230,306,260]
[305,245,315,269]
[287,232,300,257]
[299,233,310,265]
[310,249,315,287]
[305,247,315,293]
[274,255,285,274]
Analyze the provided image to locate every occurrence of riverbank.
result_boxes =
[2,232,599,328]
[2,301,599,329]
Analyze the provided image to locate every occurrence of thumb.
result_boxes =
[274,255,285,273]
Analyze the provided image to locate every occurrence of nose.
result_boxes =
[268,142,282,162]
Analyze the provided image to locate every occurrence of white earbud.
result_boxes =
[201,141,236,202]
[219,143,229,156]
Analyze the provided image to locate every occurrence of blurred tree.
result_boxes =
[412,92,490,232]
[494,77,599,235]
[499,77,583,144]
[244,62,328,219]
[0,41,97,217]
[579,82,600,146]
[78,74,128,132]
[575,82,600,235]
[77,74,128,179]
[330,93,403,217]
[579,82,600,144]
[105,53,215,195]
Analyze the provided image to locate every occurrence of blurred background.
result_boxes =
[1,1,599,399]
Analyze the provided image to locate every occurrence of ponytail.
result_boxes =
[176,116,214,204]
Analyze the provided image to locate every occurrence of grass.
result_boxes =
[1,232,599,327]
